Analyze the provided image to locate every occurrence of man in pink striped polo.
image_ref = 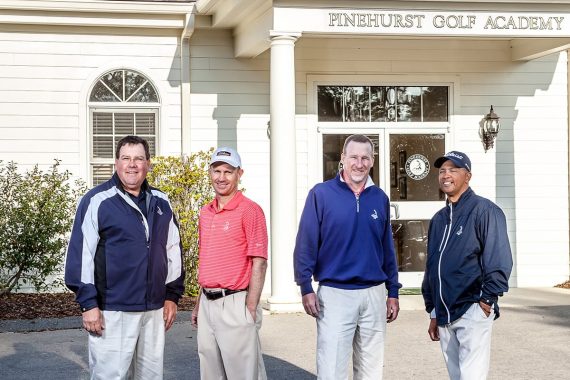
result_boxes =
[191,147,268,380]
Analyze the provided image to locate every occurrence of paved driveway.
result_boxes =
[1,288,568,379]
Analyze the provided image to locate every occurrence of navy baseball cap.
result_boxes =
[434,151,471,172]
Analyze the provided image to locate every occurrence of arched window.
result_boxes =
[89,69,159,185]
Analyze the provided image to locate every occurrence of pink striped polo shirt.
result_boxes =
[198,191,268,289]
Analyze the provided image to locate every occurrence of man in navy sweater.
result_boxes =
[422,151,512,380]
[65,135,185,379]
[294,134,401,380]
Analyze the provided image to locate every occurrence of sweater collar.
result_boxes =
[337,171,375,192]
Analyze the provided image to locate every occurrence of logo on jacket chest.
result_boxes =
[456,226,463,236]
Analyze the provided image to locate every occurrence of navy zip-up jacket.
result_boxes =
[65,173,185,312]
[422,187,512,326]
[294,174,401,298]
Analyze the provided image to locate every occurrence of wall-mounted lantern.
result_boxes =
[482,105,500,152]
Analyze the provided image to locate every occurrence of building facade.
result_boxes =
[1,0,568,311]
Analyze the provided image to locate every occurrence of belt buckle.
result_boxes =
[203,288,224,301]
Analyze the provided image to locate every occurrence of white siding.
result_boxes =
[189,29,271,226]
[0,27,183,177]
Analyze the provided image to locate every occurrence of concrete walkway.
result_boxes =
[0,287,568,379]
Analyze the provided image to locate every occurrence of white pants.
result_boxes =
[438,303,495,380]
[197,291,266,380]
[316,284,387,380]
[88,308,165,380]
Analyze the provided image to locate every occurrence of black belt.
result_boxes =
[202,288,246,301]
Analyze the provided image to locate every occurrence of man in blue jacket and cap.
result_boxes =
[422,150,513,380]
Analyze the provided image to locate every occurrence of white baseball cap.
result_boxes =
[210,147,242,168]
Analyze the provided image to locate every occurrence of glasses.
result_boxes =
[119,156,147,164]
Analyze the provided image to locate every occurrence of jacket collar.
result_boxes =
[111,172,150,196]
[446,187,475,213]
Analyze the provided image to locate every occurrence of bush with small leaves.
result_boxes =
[0,160,86,296]
[147,150,214,296]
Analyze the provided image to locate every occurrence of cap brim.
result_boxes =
[434,156,450,168]
[210,159,239,168]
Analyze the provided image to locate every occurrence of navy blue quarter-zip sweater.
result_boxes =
[294,174,401,298]
[422,187,512,326]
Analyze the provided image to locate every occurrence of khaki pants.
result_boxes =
[316,284,387,380]
[88,308,165,380]
[197,291,266,380]
[438,302,495,380]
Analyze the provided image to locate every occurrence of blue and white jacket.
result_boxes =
[422,187,512,326]
[65,173,185,312]
[294,173,401,298]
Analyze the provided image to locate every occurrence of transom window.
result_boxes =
[89,69,159,185]
[317,85,448,122]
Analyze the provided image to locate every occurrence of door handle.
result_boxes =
[390,203,400,219]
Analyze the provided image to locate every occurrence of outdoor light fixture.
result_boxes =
[482,105,500,152]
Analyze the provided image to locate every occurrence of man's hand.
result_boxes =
[82,307,104,336]
[386,297,400,323]
[246,304,257,323]
[479,300,492,317]
[302,293,320,318]
[163,300,178,331]
[428,318,439,341]
[191,304,199,328]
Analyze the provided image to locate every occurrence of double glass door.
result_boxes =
[322,131,446,287]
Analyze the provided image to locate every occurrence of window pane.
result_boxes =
[343,86,369,122]
[318,86,344,121]
[92,112,113,135]
[101,70,124,101]
[90,82,120,102]
[392,220,429,272]
[92,164,114,186]
[125,71,147,101]
[318,85,448,123]
[370,87,386,121]
[135,113,156,135]
[389,134,445,201]
[397,87,422,122]
[93,135,114,158]
[147,138,156,156]
[422,87,448,121]
[114,113,135,136]
[128,82,158,102]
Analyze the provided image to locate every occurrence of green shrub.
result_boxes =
[148,151,214,296]
[0,160,86,296]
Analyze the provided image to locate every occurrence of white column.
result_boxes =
[266,32,303,312]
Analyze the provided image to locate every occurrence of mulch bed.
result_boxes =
[0,292,196,320]
[1,282,569,320]
[555,280,570,289]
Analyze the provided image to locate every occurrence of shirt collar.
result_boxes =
[209,191,243,212]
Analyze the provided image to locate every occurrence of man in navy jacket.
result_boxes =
[422,151,512,380]
[65,135,185,379]
[294,134,401,379]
